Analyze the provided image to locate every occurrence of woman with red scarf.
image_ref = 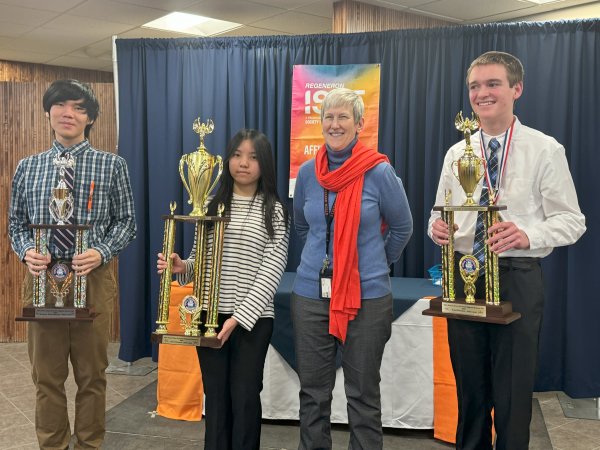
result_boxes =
[292,88,413,449]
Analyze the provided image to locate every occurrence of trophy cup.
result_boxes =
[422,112,520,324]
[17,153,95,321]
[151,119,228,347]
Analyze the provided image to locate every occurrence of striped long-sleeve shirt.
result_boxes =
[9,140,136,263]
[177,193,289,331]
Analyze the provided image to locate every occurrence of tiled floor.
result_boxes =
[0,342,158,450]
[1,341,599,449]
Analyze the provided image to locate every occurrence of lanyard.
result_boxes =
[323,189,336,267]
[479,118,515,204]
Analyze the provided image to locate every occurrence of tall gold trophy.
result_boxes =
[422,112,520,324]
[151,118,228,347]
[16,153,95,321]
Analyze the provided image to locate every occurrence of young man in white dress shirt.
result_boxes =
[428,51,586,450]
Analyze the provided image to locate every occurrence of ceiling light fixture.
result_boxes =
[518,0,566,4]
[142,12,242,36]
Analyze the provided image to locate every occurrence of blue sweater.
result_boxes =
[293,140,413,300]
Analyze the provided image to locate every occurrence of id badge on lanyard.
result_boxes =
[320,190,334,300]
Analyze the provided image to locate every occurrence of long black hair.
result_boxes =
[207,129,288,238]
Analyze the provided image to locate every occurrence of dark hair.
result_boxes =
[207,129,288,238]
[466,51,524,87]
[43,79,99,138]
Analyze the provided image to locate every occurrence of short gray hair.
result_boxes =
[321,88,364,124]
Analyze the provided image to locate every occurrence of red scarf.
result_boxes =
[315,140,388,342]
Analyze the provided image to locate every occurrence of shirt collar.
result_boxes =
[52,139,90,157]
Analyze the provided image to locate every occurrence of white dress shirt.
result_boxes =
[428,117,586,258]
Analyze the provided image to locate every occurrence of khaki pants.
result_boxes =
[23,263,117,450]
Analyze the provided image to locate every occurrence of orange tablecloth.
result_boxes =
[156,282,203,421]
[432,317,458,443]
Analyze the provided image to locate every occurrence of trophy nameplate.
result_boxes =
[422,112,521,325]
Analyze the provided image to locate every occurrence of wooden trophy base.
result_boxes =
[422,296,521,324]
[151,332,223,348]
[16,306,97,322]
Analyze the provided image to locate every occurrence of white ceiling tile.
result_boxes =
[412,0,535,22]
[0,0,81,13]
[0,47,55,63]
[5,30,90,55]
[46,54,114,71]
[250,0,321,9]
[116,27,201,38]
[69,38,114,58]
[114,0,203,10]
[68,0,169,26]
[42,14,134,37]
[0,20,36,38]
[216,25,291,36]
[294,1,334,19]
[360,0,415,9]
[182,0,285,25]
[0,35,13,46]
[250,10,332,34]
[0,4,59,26]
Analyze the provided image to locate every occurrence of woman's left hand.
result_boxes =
[217,317,239,344]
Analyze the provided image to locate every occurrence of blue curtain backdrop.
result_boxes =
[116,20,599,398]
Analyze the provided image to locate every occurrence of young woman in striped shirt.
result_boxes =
[157,129,289,450]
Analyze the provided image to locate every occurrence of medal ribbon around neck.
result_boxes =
[479,118,515,204]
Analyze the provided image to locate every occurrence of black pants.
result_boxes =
[197,314,273,450]
[448,256,544,450]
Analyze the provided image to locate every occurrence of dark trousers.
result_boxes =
[197,314,273,450]
[291,293,393,450]
[448,257,544,450]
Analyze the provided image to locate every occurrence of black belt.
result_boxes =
[455,253,540,271]
[497,257,541,270]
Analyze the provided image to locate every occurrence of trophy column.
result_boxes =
[151,212,229,347]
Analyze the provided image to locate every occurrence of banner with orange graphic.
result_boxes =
[289,64,381,196]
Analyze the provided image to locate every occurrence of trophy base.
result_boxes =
[422,296,521,324]
[151,332,223,348]
[16,306,97,321]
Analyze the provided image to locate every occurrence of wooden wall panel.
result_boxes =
[0,60,113,83]
[333,0,453,33]
[1,81,120,343]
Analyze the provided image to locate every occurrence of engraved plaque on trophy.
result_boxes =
[422,112,520,324]
[151,119,229,347]
[16,153,96,322]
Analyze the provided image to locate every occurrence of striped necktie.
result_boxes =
[54,153,76,253]
[472,138,500,274]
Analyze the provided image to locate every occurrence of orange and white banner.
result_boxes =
[289,64,381,196]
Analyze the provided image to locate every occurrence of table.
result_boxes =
[261,273,441,429]
[262,297,435,428]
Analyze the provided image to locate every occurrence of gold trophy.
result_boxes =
[151,119,229,347]
[451,112,484,206]
[17,153,95,321]
[180,119,222,216]
[422,112,520,324]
